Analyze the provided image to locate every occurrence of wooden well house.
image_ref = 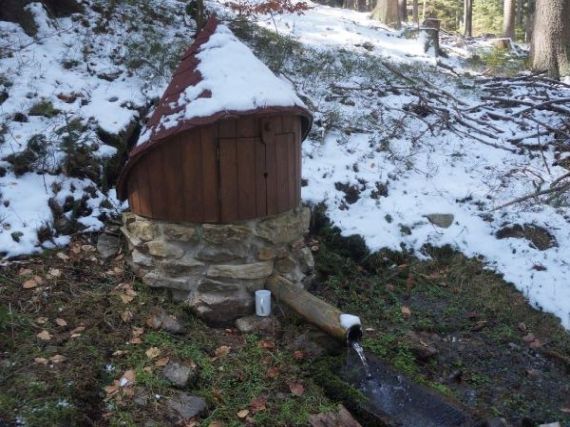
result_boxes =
[117,18,312,223]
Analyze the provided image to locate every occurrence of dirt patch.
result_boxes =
[496,223,557,251]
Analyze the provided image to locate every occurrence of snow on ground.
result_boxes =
[215,2,570,328]
[1,1,569,329]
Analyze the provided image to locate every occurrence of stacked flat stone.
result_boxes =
[121,208,315,324]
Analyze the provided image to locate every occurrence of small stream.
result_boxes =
[345,340,477,427]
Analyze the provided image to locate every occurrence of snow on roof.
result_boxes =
[134,16,311,150]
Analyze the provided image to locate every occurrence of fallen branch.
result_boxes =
[490,180,570,211]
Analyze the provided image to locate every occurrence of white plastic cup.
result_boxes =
[255,290,272,317]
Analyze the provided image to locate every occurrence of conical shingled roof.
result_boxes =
[117,17,312,200]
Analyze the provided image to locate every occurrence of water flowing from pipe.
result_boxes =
[351,341,372,379]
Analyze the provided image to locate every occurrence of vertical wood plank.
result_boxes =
[136,163,152,217]
[237,138,257,219]
[201,126,219,222]
[219,138,238,222]
[128,168,140,214]
[162,137,185,221]
[275,133,290,212]
[265,134,278,215]
[287,133,296,208]
[255,139,267,216]
[180,130,204,222]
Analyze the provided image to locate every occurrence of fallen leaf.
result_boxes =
[561,406,570,414]
[121,309,134,323]
[120,369,136,387]
[143,366,152,373]
[81,244,95,252]
[208,422,225,427]
[288,382,304,396]
[145,347,160,359]
[155,357,170,367]
[22,278,39,289]
[37,330,52,341]
[35,317,48,324]
[236,409,249,419]
[266,366,280,379]
[529,338,544,349]
[385,283,395,292]
[292,350,304,361]
[47,268,62,278]
[50,354,66,364]
[120,293,136,304]
[55,318,68,327]
[71,245,81,254]
[70,325,85,338]
[401,305,412,319]
[112,350,128,357]
[522,333,536,343]
[18,268,33,276]
[249,395,267,413]
[56,252,70,261]
[517,322,527,332]
[34,357,48,365]
[129,337,142,345]
[259,339,275,350]
[214,345,231,358]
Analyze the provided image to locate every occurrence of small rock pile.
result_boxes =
[121,207,315,324]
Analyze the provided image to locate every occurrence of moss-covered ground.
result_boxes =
[1,212,569,426]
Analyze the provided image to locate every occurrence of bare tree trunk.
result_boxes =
[463,0,473,37]
[530,0,570,78]
[516,0,524,27]
[422,0,427,22]
[371,0,401,29]
[503,0,516,38]
[525,0,535,42]
[398,0,408,21]
[412,0,419,24]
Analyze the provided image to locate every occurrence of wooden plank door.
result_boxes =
[265,132,298,215]
[218,137,267,222]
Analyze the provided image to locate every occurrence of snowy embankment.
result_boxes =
[220,3,570,328]
[1,1,569,328]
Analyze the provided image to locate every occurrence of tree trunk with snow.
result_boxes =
[503,0,516,39]
[463,0,473,37]
[398,0,408,22]
[530,0,570,78]
[371,0,401,29]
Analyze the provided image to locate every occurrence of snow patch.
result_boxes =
[340,313,362,330]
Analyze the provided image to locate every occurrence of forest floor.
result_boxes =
[1,218,569,427]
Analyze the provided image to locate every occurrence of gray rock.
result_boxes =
[297,247,315,273]
[163,361,197,388]
[206,262,273,280]
[97,233,121,260]
[256,208,310,244]
[124,213,156,241]
[142,271,198,291]
[235,315,281,334]
[146,307,185,334]
[132,249,154,267]
[159,255,205,276]
[424,213,455,228]
[166,391,206,420]
[275,256,296,274]
[145,240,185,258]
[187,280,253,324]
[202,223,251,245]
[161,223,196,242]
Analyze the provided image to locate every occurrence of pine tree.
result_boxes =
[503,0,516,38]
[530,0,570,78]
[371,0,401,28]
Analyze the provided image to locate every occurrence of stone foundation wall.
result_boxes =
[121,208,314,324]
